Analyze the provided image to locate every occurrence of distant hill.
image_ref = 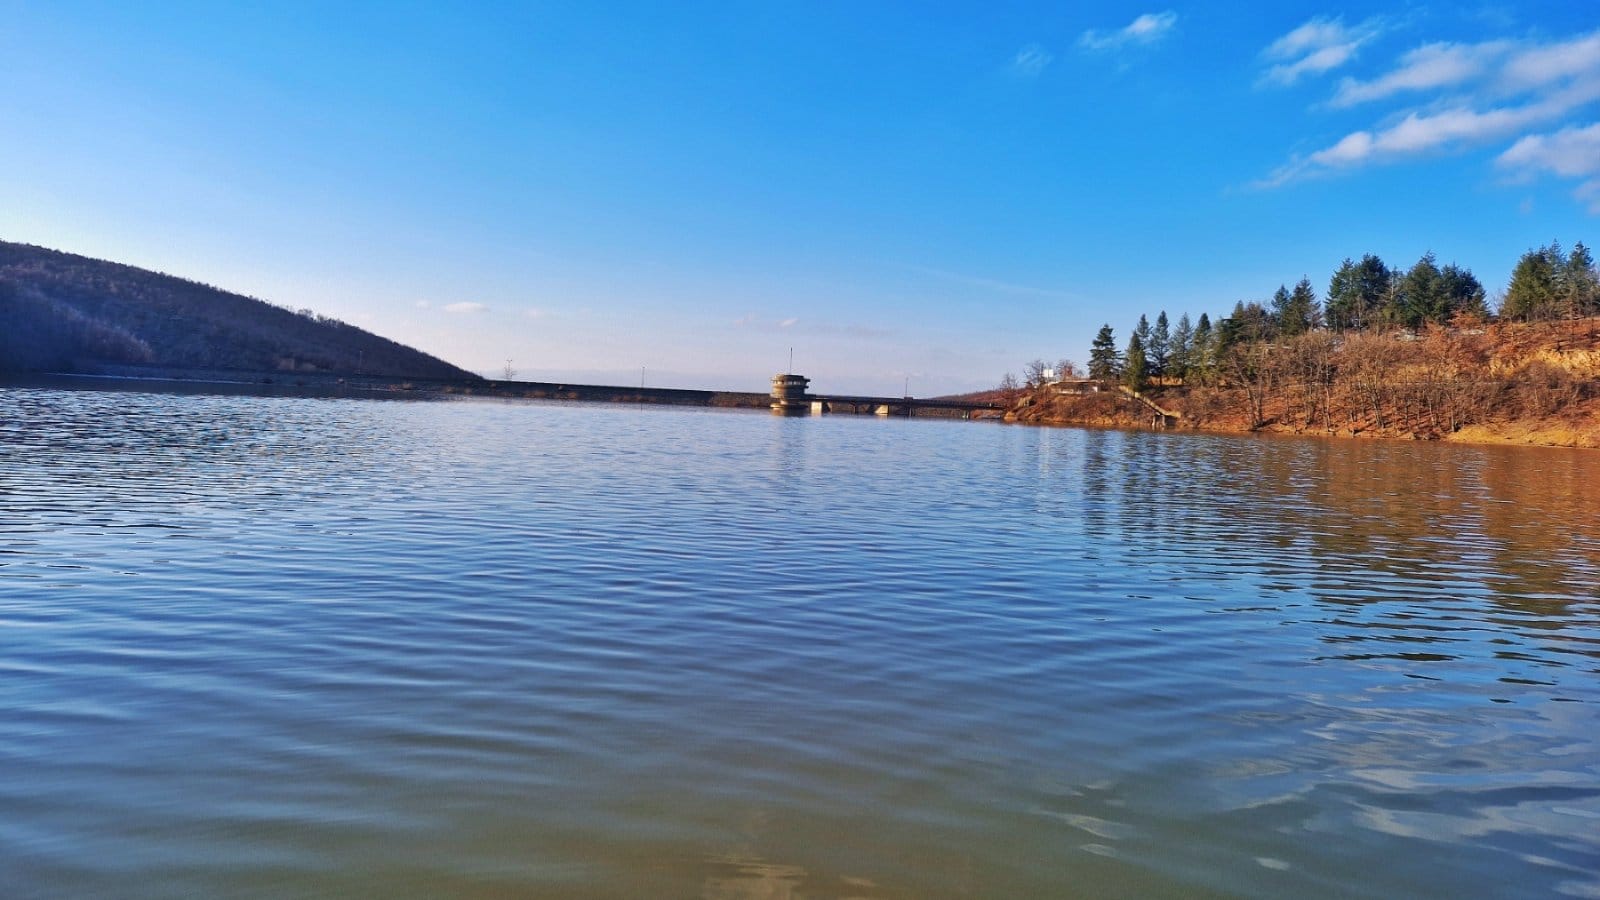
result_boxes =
[0,240,477,380]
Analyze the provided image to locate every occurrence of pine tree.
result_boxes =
[1438,263,1487,321]
[1326,254,1390,331]
[1270,285,1292,331]
[1548,240,1567,305]
[1148,311,1170,379]
[1272,279,1318,336]
[1132,314,1153,356]
[1192,313,1213,378]
[1566,242,1597,317]
[1502,245,1561,321]
[1223,300,1274,348]
[1088,324,1120,381]
[1169,313,1194,382]
[1393,253,1445,328]
[1290,278,1320,333]
[1326,260,1356,330]
[1123,332,1147,392]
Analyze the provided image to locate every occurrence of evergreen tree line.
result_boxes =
[999,241,1600,438]
[1076,242,1597,392]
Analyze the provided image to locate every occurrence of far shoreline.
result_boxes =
[1005,410,1599,452]
[8,369,1594,450]
[999,388,1599,450]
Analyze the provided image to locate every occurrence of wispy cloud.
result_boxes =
[443,301,487,314]
[1260,26,1600,207]
[1078,11,1177,53]
[1332,41,1509,106]
[1260,16,1385,86]
[1503,29,1600,90]
[1010,44,1053,77]
[1499,122,1600,212]
[1260,90,1591,185]
[733,313,801,330]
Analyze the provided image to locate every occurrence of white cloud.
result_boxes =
[1260,16,1383,86]
[1500,121,1600,176]
[1262,90,1595,186]
[1010,44,1053,77]
[1330,31,1600,106]
[1502,30,1600,90]
[1260,25,1600,208]
[1357,107,1522,158]
[778,317,799,328]
[1265,18,1351,60]
[1332,41,1509,106]
[1304,76,1600,168]
[1123,11,1176,41]
[1078,11,1177,52]
[1499,122,1600,212]
[443,301,487,314]
[1309,130,1375,166]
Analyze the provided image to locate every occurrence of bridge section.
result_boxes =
[770,374,1004,419]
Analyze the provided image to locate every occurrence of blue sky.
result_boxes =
[2,2,1596,394]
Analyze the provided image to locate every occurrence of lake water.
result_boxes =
[2,386,1598,898]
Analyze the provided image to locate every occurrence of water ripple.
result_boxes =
[1,386,1597,898]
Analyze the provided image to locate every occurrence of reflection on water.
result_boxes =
[700,856,811,900]
[1,387,1597,899]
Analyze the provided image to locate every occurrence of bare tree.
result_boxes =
[1339,332,1402,432]
[1220,340,1277,429]
[1024,358,1051,388]
[1284,331,1336,431]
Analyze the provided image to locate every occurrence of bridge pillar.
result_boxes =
[811,400,829,415]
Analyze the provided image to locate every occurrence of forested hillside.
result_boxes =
[0,241,476,379]
[1005,241,1600,447]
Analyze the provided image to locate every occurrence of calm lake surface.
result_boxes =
[2,386,1598,898]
